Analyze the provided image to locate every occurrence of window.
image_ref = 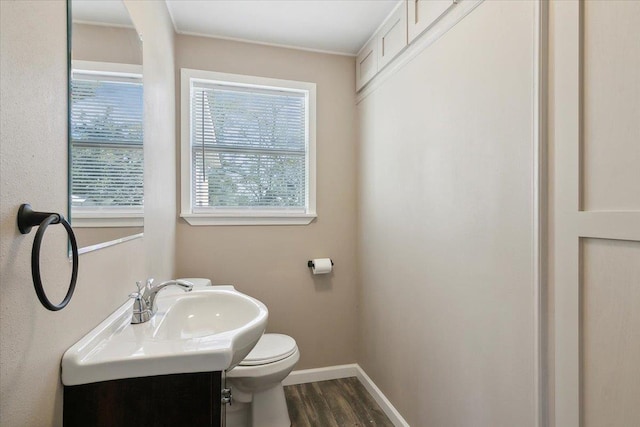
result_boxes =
[180,69,316,225]
[70,61,143,226]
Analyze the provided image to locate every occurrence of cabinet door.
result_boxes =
[407,0,456,43]
[356,37,378,91]
[64,372,222,426]
[377,1,408,70]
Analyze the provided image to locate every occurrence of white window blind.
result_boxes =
[190,81,308,212]
[70,71,143,212]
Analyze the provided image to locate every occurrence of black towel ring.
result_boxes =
[18,204,79,311]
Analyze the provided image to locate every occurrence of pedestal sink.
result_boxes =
[61,286,268,386]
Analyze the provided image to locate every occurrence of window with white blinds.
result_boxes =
[70,68,143,222]
[181,69,316,225]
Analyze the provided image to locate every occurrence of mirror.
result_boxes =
[69,0,143,251]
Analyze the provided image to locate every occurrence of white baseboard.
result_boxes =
[282,363,359,386]
[354,365,410,427]
[283,363,410,427]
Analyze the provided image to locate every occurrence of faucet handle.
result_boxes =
[136,278,154,298]
[130,281,145,300]
[130,282,152,324]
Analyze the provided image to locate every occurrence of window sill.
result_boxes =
[180,212,317,226]
[71,212,143,228]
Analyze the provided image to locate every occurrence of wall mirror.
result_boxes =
[69,0,143,252]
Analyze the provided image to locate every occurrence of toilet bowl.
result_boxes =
[226,333,300,427]
[175,279,297,425]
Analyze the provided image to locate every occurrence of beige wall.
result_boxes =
[0,1,145,425]
[357,1,536,425]
[0,1,176,425]
[174,35,359,369]
[72,23,142,65]
[75,227,143,248]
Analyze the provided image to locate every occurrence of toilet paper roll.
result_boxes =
[311,258,333,275]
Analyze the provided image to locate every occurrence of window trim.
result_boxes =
[71,208,143,228]
[70,60,144,228]
[180,68,317,226]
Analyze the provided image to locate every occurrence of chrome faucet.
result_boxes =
[129,279,194,324]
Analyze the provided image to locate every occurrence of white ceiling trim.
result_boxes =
[173,29,357,57]
[165,0,180,35]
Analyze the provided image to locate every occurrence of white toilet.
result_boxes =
[226,333,300,427]
[178,278,299,427]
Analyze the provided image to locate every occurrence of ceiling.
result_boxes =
[72,0,134,27]
[165,0,398,55]
[72,0,398,56]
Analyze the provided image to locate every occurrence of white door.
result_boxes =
[550,1,640,426]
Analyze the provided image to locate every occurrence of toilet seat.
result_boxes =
[240,334,297,366]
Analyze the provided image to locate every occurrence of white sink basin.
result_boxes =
[153,291,265,340]
[61,287,268,386]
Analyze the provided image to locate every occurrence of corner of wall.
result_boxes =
[125,0,178,280]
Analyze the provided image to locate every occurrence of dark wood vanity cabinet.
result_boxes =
[63,371,222,427]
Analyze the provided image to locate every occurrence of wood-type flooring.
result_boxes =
[284,377,394,426]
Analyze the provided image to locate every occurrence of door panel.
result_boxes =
[356,38,377,91]
[407,0,454,43]
[581,239,640,427]
[551,1,640,426]
[582,1,640,211]
[377,1,407,69]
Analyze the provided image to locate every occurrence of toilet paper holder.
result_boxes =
[307,259,334,268]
